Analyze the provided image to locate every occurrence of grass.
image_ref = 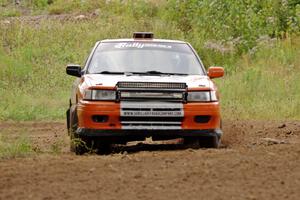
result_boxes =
[50,139,65,154]
[0,133,33,159]
[0,0,299,121]
[220,37,300,120]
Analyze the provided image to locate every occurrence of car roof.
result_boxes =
[100,38,187,44]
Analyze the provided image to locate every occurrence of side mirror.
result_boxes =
[208,66,224,79]
[66,64,82,77]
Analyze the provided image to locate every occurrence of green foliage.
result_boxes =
[0,8,21,17]
[219,37,300,119]
[0,0,10,6]
[0,134,33,159]
[0,0,299,120]
[32,0,49,8]
[50,139,65,154]
[164,0,300,53]
[48,0,104,14]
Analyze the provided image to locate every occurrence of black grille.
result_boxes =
[117,82,187,89]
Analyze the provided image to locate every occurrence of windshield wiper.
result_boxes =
[134,71,188,76]
[94,71,188,76]
[145,70,166,75]
[95,71,125,75]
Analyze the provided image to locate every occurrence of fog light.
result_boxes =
[194,116,211,123]
[92,115,109,123]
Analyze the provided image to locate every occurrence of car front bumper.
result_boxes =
[76,128,223,138]
[77,100,222,131]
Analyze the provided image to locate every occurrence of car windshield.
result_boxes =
[87,41,205,75]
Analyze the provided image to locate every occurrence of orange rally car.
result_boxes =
[66,32,224,154]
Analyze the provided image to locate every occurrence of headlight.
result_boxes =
[187,91,218,102]
[83,89,116,100]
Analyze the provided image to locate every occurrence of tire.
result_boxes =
[184,136,221,149]
[69,108,92,155]
[184,137,201,149]
[96,141,112,155]
[66,108,70,133]
[198,136,221,148]
[70,135,92,155]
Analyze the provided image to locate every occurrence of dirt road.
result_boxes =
[0,120,299,200]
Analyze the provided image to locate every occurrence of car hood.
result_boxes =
[83,74,213,89]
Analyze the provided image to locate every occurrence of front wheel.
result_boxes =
[96,141,112,155]
[70,135,112,155]
[199,136,221,148]
[184,136,221,149]
[69,108,93,155]
[70,135,93,155]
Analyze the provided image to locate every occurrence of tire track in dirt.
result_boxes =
[0,120,299,200]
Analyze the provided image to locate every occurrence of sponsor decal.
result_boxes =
[114,42,172,49]
[122,111,183,117]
